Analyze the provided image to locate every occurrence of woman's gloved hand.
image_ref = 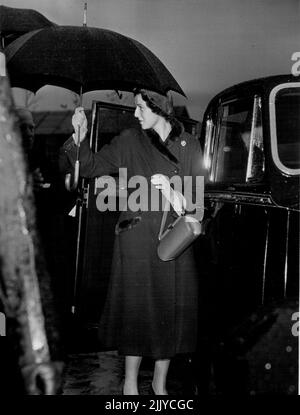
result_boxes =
[71,107,88,144]
[151,174,186,216]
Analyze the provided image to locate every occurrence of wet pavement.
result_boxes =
[58,300,299,396]
[62,350,193,395]
[58,320,205,396]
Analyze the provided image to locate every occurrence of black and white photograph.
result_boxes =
[0,0,299,402]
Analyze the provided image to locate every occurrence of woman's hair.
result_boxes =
[133,88,175,122]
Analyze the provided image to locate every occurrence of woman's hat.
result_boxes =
[135,88,174,116]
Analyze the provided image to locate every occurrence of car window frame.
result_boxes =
[207,94,264,185]
[269,82,300,176]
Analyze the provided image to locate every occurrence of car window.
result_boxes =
[273,86,300,172]
[212,96,264,183]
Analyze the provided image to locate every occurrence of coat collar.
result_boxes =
[143,120,184,166]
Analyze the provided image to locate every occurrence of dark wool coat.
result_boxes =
[61,124,205,359]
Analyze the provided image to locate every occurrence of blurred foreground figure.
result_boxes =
[16,106,50,188]
[15,107,76,343]
[0,70,63,394]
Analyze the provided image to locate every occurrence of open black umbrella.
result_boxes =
[0,5,56,47]
[5,25,185,97]
[5,24,185,191]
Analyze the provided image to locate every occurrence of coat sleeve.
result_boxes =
[59,130,133,178]
[185,137,206,221]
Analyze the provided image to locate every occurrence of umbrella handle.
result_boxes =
[65,123,82,191]
[65,160,80,191]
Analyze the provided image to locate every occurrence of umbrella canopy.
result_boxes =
[5,25,185,97]
[0,5,56,47]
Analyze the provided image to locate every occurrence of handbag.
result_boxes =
[157,198,202,261]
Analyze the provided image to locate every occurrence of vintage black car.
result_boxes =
[196,74,299,395]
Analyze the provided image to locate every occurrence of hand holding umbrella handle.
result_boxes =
[65,124,81,191]
[65,160,80,191]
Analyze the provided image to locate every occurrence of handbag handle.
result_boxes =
[158,195,185,241]
[158,198,170,241]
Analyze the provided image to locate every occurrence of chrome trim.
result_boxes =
[205,191,300,211]
[203,118,213,171]
[246,95,265,182]
[283,210,290,298]
[262,213,270,305]
[210,106,223,182]
[269,83,300,176]
[246,95,258,181]
[204,191,274,207]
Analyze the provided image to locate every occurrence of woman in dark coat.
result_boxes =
[60,89,205,395]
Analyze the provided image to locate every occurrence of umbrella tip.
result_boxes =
[83,2,87,27]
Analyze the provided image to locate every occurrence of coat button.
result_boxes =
[174,169,178,174]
